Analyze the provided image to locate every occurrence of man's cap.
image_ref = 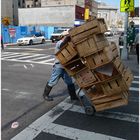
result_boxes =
[61,30,69,36]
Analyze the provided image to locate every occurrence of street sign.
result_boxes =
[9,28,16,38]
[120,0,134,12]
[84,8,89,20]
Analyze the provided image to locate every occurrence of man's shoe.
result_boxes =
[43,95,53,101]
[43,83,53,101]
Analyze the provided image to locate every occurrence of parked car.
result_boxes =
[50,29,69,43]
[17,33,45,46]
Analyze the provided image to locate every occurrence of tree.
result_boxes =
[2,17,11,26]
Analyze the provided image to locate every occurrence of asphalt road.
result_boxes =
[1,43,71,140]
[1,42,139,140]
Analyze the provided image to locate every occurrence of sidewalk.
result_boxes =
[122,54,139,75]
[4,43,17,47]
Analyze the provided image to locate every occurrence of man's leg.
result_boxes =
[43,67,62,101]
[1,39,4,50]
[63,70,78,100]
[136,44,139,64]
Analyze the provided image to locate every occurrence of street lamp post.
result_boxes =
[121,12,129,60]
[120,0,134,60]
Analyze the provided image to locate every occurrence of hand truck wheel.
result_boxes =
[85,106,95,116]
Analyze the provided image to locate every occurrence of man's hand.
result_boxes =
[60,35,71,48]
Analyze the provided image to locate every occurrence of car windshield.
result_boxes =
[35,33,43,37]
[53,30,65,33]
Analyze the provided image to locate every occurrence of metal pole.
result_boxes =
[121,12,129,60]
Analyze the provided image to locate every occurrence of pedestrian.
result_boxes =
[43,30,78,101]
[134,33,139,64]
[1,35,4,50]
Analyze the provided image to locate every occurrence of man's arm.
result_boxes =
[59,36,71,48]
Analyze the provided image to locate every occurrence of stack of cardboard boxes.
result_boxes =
[55,18,133,112]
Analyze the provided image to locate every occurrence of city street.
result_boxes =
[1,42,139,140]
[1,43,70,140]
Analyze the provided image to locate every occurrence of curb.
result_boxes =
[4,40,52,47]
[4,43,17,47]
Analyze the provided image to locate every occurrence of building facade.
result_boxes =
[97,2,118,29]
[25,0,41,8]
[1,0,13,25]
[1,0,98,26]
[18,0,98,26]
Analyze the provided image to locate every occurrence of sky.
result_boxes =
[97,0,139,8]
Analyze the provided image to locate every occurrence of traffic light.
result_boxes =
[2,17,11,26]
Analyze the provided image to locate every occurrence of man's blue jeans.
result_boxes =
[48,66,73,87]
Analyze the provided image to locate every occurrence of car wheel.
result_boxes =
[29,40,33,45]
[41,39,45,44]
[52,39,55,43]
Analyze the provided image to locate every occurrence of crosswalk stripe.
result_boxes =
[129,87,139,91]
[66,103,138,123]
[29,55,51,61]
[1,52,12,55]
[134,76,139,79]
[2,54,29,59]
[39,58,55,63]
[43,123,125,140]
[11,97,126,140]
[6,48,44,51]
[16,54,42,60]
[2,52,20,57]
[1,59,54,65]
[11,81,139,140]
[1,52,55,63]
[11,99,73,140]
[132,81,139,84]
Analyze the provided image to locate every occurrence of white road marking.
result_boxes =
[11,97,125,140]
[11,82,138,140]
[1,52,13,55]
[39,58,55,63]
[30,64,34,67]
[2,52,20,57]
[24,65,27,69]
[16,54,42,60]
[6,48,44,51]
[66,103,138,123]
[1,52,55,65]
[134,76,139,79]
[132,81,139,84]
[1,88,10,91]
[129,87,139,91]
[1,58,54,65]
[29,55,51,61]
[11,98,74,140]
[2,54,29,59]
[43,123,125,140]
